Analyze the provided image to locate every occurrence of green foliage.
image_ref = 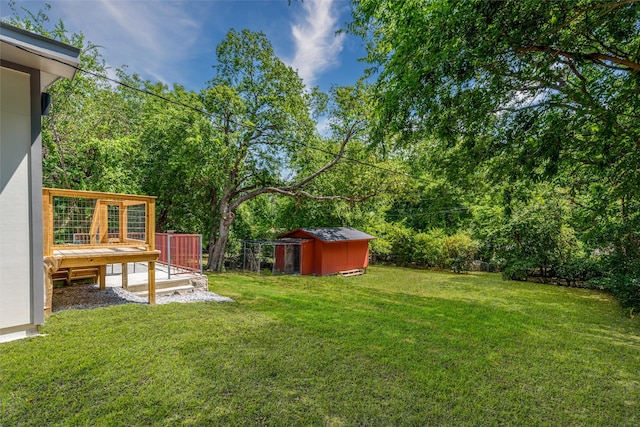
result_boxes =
[350,0,640,307]
[369,224,478,273]
[412,229,446,267]
[597,275,640,311]
[442,232,479,273]
[487,188,580,280]
[138,83,212,234]
[366,221,413,263]
[7,3,639,307]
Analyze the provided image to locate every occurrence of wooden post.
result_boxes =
[148,261,156,305]
[121,205,128,242]
[147,199,156,305]
[118,201,126,243]
[99,202,109,243]
[121,263,128,290]
[89,199,100,245]
[99,264,106,290]
[147,199,156,249]
[43,256,60,317]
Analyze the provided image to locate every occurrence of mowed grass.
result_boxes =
[1,266,639,426]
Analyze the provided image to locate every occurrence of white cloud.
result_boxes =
[289,0,345,87]
[56,0,203,86]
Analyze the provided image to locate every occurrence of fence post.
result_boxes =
[167,233,171,280]
[199,234,203,274]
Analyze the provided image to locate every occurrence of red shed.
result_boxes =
[276,227,375,275]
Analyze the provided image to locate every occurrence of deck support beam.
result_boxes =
[121,263,128,290]
[99,265,106,290]
[148,261,156,305]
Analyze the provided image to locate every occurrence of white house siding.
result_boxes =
[0,66,33,332]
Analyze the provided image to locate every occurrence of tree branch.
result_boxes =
[261,187,376,202]
[537,0,640,43]
[516,45,640,71]
[229,121,363,211]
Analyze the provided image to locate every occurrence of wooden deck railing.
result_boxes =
[42,188,156,255]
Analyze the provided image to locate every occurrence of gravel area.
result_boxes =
[52,284,234,312]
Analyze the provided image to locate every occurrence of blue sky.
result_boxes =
[2,0,368,92]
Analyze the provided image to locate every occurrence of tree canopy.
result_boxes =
[349,0,640,307]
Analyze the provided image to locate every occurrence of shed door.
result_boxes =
[284,245,300,274]
[0,67,32,328]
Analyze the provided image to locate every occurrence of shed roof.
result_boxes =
[281,227,376,242]
[0,21,81,87]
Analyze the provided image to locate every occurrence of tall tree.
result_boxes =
[200,30,368,271]
[350,0,640,264]
[5,3,147,192]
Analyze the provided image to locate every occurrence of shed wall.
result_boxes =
[347,240,370,269]
[300,240,314,275]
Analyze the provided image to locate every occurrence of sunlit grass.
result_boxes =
[1,266,638,425]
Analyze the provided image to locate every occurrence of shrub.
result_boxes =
[368,221,413,264]
[588,275,640,310]
[555,255,600,287]
[412,229,445,267]
[443,232,479,273]
[502,259,536,281]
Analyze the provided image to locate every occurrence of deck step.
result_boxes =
[126,277,194,293]
[134,284,197,297]
[339,269,365,277]
[52,267,99,285]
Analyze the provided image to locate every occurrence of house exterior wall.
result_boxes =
[0,64,44,342]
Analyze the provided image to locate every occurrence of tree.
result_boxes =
[4,3,148,193]
[200,30,371,271]
[137,82,213,234]
[350,0,639,192]
[350,0,640,305]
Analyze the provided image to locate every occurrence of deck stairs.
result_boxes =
[127,275,208,298]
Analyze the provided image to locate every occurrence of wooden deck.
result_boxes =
[53,247,159,267]
[43,188,158,316]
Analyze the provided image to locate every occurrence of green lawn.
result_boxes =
[1,266,639,426]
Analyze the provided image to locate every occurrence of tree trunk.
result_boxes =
[206,202,235,272]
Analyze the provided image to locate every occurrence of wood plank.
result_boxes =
[339,269,364,277]
[56,250,159,268]
[121,205,128,243]
[53,242,146,250]
[99,202,109,243]
[148,199,155,248]
[42,190,53,256]
[43,187,156,203]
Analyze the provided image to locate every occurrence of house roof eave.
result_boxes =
[0,22,81,85]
